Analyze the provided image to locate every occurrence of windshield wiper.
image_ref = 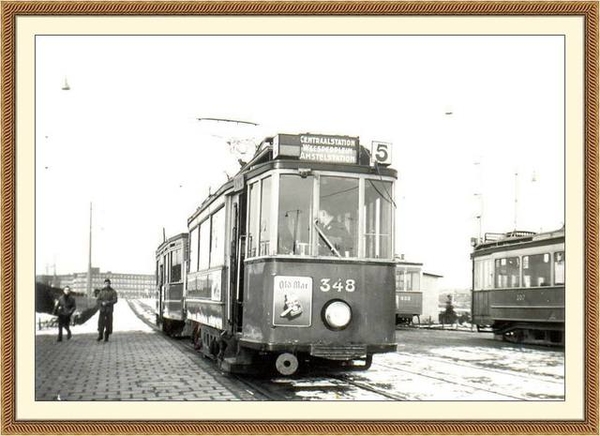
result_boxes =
[314,220,341,258]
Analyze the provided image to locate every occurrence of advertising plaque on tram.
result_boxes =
[273,133,359,164]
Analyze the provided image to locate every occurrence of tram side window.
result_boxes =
[474,259,483,290]
[167,253,172,283]
[365,180,393,259]
[318,176,358,257]
[156,260,161,286]
[483,259,493,289]
[198,218,210,270]
[248,182,260,257]
[278,175,314,255]
[210,208,225,268]
[247,177,272,258]
[171,248,182,282]
[474,258,494,290]
[522,253,551,287]
[189,226,199,273]
[396,268,420,291]
[163,255,169,283]
[494,257,520,288]
[259,177,272,256]
[554,251,565,285]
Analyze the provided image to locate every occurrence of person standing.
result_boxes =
[96,278,118,342]
[55,286,76,342]
[316,209,353,257]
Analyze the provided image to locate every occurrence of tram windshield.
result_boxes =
[274,173,394,259]
[278,175,314,255]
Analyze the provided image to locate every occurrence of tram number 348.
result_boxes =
[320,278,356,293]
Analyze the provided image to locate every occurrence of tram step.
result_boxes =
[310,344,367,360]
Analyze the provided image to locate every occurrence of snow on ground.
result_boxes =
[35,299,154,336]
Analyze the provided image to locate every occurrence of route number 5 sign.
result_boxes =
[371,141,392,166]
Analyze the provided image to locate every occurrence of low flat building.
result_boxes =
[36,267,154,299]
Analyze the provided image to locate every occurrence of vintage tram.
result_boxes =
[394,260,423,325]
[156,133,398,375]
[471,227,565,345]
[155,233,188,335]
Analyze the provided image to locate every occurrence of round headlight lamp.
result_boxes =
[323,300,352,330]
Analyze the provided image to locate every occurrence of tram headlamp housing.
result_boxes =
[322,300,352,330]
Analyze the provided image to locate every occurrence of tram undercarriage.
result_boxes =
[188,320,381,375]
[491,322,564,347]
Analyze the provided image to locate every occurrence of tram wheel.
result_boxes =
[275,352,299,376]
[191,324,202,350]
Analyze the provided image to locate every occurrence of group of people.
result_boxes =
[54,278,118,343]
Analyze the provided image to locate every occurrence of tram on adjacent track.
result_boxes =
[156,133,398,375]
[394,261,423,325]
[471,227,565,346]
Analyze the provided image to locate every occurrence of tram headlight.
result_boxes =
[322,300,352,330]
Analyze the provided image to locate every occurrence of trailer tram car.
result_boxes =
[155,133,398,375]
[471,227,565,346]
[155,233,189,335]
[394,261,423,325]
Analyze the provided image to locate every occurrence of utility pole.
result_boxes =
[86,202,92,298]
[513,171,519,231]
[473,160,483,243]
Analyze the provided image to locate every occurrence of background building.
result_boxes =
[36,268,154,299]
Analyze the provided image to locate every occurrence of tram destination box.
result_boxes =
[273,133,359,164]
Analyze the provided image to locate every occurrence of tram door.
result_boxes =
[230,193,247,333]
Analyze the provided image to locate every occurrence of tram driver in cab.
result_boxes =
[316,208,353,257]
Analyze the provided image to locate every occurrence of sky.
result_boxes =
[35,35,565,289]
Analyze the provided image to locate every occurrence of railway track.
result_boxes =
[361,352,564,401]
[129,299,564,401]
[221,349,563,401]
[232,371,411,401]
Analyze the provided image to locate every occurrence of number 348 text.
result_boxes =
[319,278,356,293]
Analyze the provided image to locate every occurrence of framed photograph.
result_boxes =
[1,1,598,435]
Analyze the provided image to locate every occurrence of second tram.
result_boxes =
[156,132,398,375]
[471,227,565,345]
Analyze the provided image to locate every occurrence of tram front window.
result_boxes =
[278,175,313,255]
[318,176,358,257]
[365,180,393,258]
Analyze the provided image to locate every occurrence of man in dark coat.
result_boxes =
[96,278,118,342]
[55,286,76,342]
[316,209,354,257]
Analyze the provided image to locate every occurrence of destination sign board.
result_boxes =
[274,133,359,164]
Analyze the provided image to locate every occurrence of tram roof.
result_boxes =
[187,134,398,224]
[471,226,565,257]
[155,232,188,255]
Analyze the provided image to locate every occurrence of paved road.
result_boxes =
[35,300,258,401]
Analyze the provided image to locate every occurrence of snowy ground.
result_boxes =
[35,299,154,336]
[36,299,564,401]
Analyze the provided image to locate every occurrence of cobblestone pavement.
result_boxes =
[35,302,260,401]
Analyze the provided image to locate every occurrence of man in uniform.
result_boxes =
[55,286,76,342]
[96,278,118,342]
